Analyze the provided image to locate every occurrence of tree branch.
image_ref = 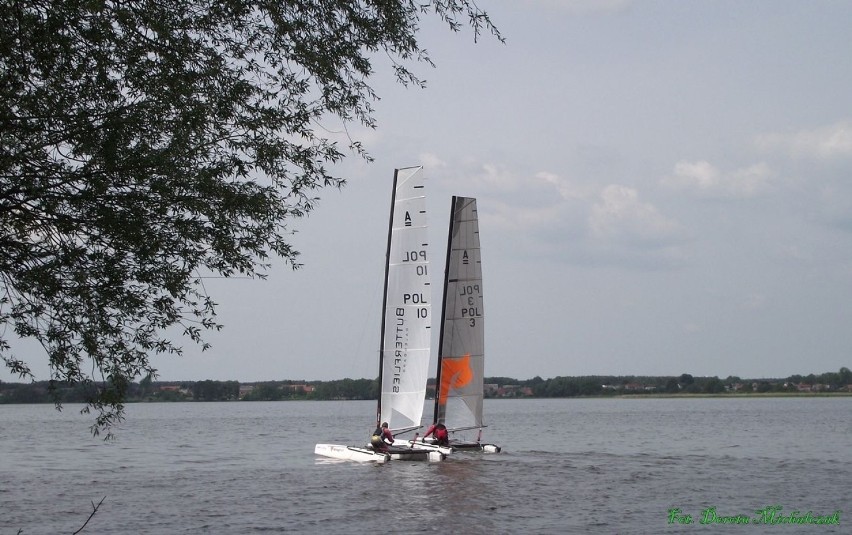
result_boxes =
[72,496,106,535]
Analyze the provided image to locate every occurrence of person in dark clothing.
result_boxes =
[423,423,449,446]
[370,422,394,451]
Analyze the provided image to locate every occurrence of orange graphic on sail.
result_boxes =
[438,354,473,405]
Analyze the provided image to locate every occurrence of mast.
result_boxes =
[434,196,458,424]
[376,171,399,426]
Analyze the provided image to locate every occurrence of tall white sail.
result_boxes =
[378,166,431,431]
[435,196,484,431]
[314,167,445,463]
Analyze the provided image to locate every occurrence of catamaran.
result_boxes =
[315,166,444,463]
[403,196,501,453]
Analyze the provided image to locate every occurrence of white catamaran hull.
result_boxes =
[391,438,454,456]
[401,437,500,454]
[369,443,446,462]
[314,444,389,463]
[389,448,445,462]
[448,441,501,453]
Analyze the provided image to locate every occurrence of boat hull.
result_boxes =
[394,437,500,454]
[372,444,445,462]
[392,438,454,456]
[314,444,389,463]
[451,441,501,453]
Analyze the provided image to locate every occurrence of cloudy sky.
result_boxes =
[8,0,852,383]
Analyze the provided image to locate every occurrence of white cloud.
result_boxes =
[435,160,687,267]
[467,162,522,192]
[454,163,591,201]
[666,160,719,190]
[419,152,446,170]
[662,160,774,198]
[756,121,852,160]
[534,170,593,201]
[474,167,581,232]
[589,184,682,243]
[482,198,564,232]
[730,163,774,197]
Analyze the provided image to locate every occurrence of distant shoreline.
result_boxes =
[2,391,851,406]
[606,392,852,399]
[2,370,850,404]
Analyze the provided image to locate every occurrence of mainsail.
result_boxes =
[377,166,431,431]
[314,167,444,463]
[434,196,484,432]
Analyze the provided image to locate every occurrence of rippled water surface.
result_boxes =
[1,397,848,534]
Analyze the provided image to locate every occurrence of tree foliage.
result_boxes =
[192,379,239,401]
[0,0,500,434]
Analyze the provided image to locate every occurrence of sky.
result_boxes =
[6,0,852,383]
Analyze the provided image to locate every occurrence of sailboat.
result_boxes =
[315,166,444,463]
[413,196,501,453]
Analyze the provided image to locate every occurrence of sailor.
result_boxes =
[423,422,449,446]
[370,422,394,451]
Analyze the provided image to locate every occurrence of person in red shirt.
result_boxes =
[423,422,449,446]
[370,422,394,451]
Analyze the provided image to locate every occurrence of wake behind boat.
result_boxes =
[314,166,444,463]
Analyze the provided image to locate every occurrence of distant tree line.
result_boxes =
[1,368,849,404]
[240,378,378,401]
[514,368,851,397]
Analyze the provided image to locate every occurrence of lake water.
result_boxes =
[0,397,848,534]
